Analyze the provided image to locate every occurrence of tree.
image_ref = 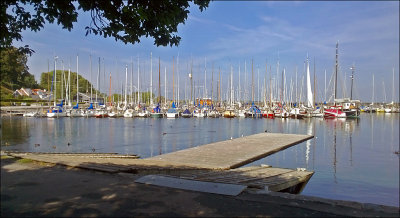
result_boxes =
[0,46,38,89]
[40,70,96,100]
[1,0,210,55]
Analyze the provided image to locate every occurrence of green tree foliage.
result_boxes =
[2,0,210,55]
[39,70,96,101]
[0,46,39,89]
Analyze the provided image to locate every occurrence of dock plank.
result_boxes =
[146,133,313,169]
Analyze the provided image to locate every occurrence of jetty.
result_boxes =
[147,133,313,169]
[3,133,314,194]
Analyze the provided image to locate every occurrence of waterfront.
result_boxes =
[1,113,399,207]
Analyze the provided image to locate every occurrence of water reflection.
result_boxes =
[1,114,398,207]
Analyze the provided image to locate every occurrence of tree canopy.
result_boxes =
[1,0,210,55]
[0,46,39,89]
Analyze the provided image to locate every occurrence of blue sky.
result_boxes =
[14,1,399,103]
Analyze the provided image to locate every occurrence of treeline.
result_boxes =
[39,70,99,100]
[0,47,39,90]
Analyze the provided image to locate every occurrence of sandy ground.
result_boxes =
[1,155,399,217]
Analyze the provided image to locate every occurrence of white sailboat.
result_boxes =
[48,56,67,118]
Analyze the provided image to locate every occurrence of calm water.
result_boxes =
[1,113,399,207]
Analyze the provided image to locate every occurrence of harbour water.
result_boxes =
[1,113,399,207]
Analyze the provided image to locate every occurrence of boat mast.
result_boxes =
[137,56,140,104]
[90,55,92,103]
[252,59,254,103]
[158,57,161,104]
[238,62,241,104]
[372,74,375,105]
[204,57,207,99]
[265,62,267,107]
[54,56,58,106]
[244,61,247,103]
[295,66,298,106]
[48,59,50,92]
[76,54,79,104]
[68,59,71,106]
[218,67,221,105]
[350,64,355,100]
[150,52,153,105]
[313,57,316,107]
[324,69,326,103]
[109,72,112,106]
[392,68,395,104]
[61,61,64,101]
[211,63,214,105]
[270,65,272,108]
[165,66,167,105]
[124,64,128,107]
[131,58,133,105]
[96,57,100,104]
[306,56,313,108]
[334,41,339,102]
[383,80,387,104]
[173,56,175,103]
[258,67,260,105]
[177,55,180,107]
[190,60,193,106]
[230,64,233,107]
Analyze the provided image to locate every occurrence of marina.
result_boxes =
[1,1,399,216]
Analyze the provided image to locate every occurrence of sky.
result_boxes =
[13,1,399,104]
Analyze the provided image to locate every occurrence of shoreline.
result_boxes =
[1,154,398,217]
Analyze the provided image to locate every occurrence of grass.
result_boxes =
[0,155,13,159]
[16,158,33,163]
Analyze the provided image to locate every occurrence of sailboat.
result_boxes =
[181,108,193,118]
[324,42,350,118]
[166,102,179,118]
[193,106,206,117]
[47,57,67,118]
[166,57,179,118]
[244,102,262,118]
[223,108,236,118]
[123,109,134,118]
[69,55,85,117]
[385,68,396,113]
[137,106,150,117]
[151,57,164,118]
[151,104,163,118]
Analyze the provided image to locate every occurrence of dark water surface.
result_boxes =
[1,113,399,207]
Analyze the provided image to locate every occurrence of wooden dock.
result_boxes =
[154,165,314,193]
[146,133,313,169]
[2,133,314,194]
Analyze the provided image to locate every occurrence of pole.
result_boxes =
[159,57,161,104]
[350,64,355,100]
[90,55,92,103]
[252,59,254,103]
[76,54,79,104]
[335,41,338,101]
[173,56,175,102]
[150,52,153,105]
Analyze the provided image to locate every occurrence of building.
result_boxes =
[13,88,32,97]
